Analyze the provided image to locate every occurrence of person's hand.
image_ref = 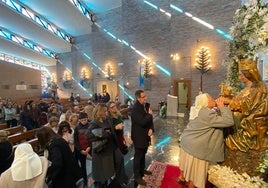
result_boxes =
[81,147,90,155]
[216,97,224,108]
[148,129,153,136]
[116,123,124,130]
[87,153,92,159]
[148,108,153,115]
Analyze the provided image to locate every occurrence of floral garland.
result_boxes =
[208,165,268,187]
[225,0,268,89]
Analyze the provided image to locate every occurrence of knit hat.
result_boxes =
[189,93,209,120]
[0,130,9,143]
[11,143,42,181]
[79,112,88,119]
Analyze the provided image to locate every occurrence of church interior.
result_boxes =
[0,0,267,187]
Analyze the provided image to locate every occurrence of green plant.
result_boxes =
[257,146,268,174]
[225,0,268,90]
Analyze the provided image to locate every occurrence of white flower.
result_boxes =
[262,22,268,31]
[208,165,268,187]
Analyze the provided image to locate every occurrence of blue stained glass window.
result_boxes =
[35,16,48,28]
[6,0,21,12]
[23,41,34,49]
[0,30,12,39]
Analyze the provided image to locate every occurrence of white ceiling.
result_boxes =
[0,0,122,66]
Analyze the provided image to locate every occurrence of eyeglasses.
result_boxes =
[140,95,146,98]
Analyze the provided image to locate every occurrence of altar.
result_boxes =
[166,94,177,117]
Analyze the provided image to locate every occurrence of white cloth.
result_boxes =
[189,93,208,120]
[11,143,42,181]
[167,94,178,117]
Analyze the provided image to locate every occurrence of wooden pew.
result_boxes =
[13,138,43,155]
[8,129,37,145]
[3,125,24,135]
[0,123,7,130]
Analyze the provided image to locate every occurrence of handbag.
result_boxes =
[91,128,109,153]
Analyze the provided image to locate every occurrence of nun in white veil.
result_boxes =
[177,93,234,188]
[0,143,49,188]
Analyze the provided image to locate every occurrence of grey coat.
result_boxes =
[180,107,234,163]
[87,119,116,184]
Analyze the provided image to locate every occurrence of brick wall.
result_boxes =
[0,60,41,100]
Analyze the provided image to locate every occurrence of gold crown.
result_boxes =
[238,59,257,71]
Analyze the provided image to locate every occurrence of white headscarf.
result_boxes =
[11,143,42,181]
[189,93,209,120]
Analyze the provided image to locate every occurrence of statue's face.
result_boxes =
[239,71,250,83]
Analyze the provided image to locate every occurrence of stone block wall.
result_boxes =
[59,0,240,110]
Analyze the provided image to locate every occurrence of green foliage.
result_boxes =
[195,47,211,74]
[225,0,268,89]
[257,150,268,174]
[143,59,152,78]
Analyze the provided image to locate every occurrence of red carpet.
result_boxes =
[161,163,182,188]
[140,161,212,188]
[140,161,183,188]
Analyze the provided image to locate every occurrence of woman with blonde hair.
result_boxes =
[88,103,128,187]
[107,101,127,154]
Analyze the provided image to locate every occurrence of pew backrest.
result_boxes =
[8,129,37,145]
[3,125,24,135]
[0,123,7,130]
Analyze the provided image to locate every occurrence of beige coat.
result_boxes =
[0,157,48,188]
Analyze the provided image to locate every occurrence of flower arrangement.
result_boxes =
[257,150,268,174]
[208,165,268,187]
[225,0,268,89]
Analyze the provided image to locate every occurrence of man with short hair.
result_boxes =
[131,90,154,186]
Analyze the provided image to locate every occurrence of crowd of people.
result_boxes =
[0,94,135,188]
[0,58,265,188]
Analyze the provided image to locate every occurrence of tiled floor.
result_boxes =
[85,112,189,188]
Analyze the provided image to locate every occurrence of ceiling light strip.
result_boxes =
[169,3,232,40]
[144,1,171,17]
[143,1,232,40]
[0,27,56,58]
[69,0,93,19]
[2,0,72,43]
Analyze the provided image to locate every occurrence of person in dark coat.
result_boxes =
[36,126,82,188]
[131,90,154,186]
[20,101,35,130]
[0,130,14,175]
[73,112,91,186]
[87,103,116,188]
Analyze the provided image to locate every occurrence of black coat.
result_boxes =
[46,137,82,188]
[131,101,154,148]
[0,141,14,175]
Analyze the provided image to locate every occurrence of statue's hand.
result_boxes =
[216,97,224,108]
